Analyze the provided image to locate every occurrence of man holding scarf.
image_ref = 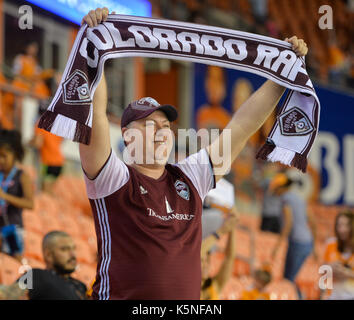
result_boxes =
[76,8,308,300]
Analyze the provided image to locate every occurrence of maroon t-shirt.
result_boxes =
[84,148,215,300]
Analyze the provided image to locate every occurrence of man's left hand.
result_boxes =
[285,36,308,57]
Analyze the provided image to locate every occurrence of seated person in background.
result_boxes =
[322,211,354,300]
[201,207,238,300]
[241,268,272,300]
[0,231,88,300]
[0,130,34,262]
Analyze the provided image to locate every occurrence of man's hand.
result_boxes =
[81,7,116,28]
[285,36,308,57]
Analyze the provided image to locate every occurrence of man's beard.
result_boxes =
[53,261,76,275]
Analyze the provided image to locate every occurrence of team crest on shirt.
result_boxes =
[140,185,148,194]
[174,180,190,201]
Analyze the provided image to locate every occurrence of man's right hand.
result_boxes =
[81,7,115,28]
[79,7,116,179]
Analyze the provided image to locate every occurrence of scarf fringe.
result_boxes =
[38,110,57,131]
[290,152,308,173]
[256,143,276,160]
[38,111,91,144]
[257,144,306,172]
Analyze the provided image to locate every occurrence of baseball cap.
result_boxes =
[121,97,178,128]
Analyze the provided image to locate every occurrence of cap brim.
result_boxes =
[157,104,178,122]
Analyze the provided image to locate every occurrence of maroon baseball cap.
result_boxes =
[121,97,178,128]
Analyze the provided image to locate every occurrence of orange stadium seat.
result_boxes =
[221,275,253,300]
[57,214,82,239]
[265,279,299,300]
[77,215,96,241]
[22,209,44,235]
[23,231,43,262]
[221,277,245,300]
[40,210,63,234]
[0,253,22,285]
[74,238,97,265]
[233,258,251,277]
[208,251,225,278]
[24,257,46,269]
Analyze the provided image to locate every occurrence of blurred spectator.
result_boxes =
[30,72,64,194]
[197,66,230,131]
[1,42,52,130]
[0,231,88,300]
[31,126,64,194]
[201,207,238,299]
[12,41,53,95]
[0,130,34,262]
[250,0,268,24]
[241,268,272,300]
[260,180,282,234]
[322,211,354,300]
[327,31,349,84]
[270,173,317,299]
[202,177,235,239]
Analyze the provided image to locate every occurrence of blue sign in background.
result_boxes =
[25,0,151,25]
[194,63,354,205]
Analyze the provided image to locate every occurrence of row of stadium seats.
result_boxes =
[10,174,97,288]
[2,170,346,297]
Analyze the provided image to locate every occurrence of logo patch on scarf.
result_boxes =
[62,70,91,104]
[278,107,314,136]
[174,180,190,201]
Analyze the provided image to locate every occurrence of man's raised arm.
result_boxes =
[79,8,112,179]
[207,36,308,182]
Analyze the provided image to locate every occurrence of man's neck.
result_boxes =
[131,163,166,180]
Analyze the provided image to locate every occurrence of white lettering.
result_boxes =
[79,38,99,68]
[254,44,279,69]
[271,49,297,78]
[86,25,114,51]
[103,22,135,48]
[309,132,343,204]
[128,25,159,48]
[224,39,247,61]
[344,135,354,205]
[288,58,308,81]
[177,32,204,54]
[200,35,226,57]
[153,28,181,51]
